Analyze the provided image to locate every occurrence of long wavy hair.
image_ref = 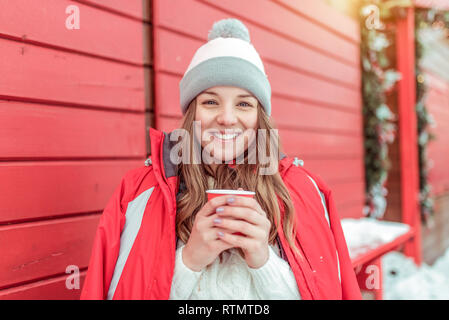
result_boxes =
[175,97,299,262]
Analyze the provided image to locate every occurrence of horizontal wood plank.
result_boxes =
[0,38,145,110]
[328,180,365,208]
[0,271,86,300]
[78,0,149,21]
[0,101,146,158]
[0,160,143,224]
[273,0,360,43]
[156,115,182,133]
[268,62,361,111]
[425,70,449,197]
[0,215,100,289]
[271,96,362,134]
[336,203,364,219]
[301,158,364,184]
[0,0,147,65]
[279,128,363,158]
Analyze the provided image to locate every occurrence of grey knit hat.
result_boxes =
[179,18,271,116]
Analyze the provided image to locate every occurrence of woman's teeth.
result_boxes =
[213,132,240,140]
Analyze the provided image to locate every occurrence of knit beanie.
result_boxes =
[179,18,271,116]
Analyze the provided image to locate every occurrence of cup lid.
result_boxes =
[206,189,255,196]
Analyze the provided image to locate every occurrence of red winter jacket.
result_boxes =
[80,128,361,300]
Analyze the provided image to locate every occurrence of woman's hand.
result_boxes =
[182,195,236,272]
[213,196,272,269]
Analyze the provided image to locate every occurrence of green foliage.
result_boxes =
[360,1,442,222]
[360,0,400,218]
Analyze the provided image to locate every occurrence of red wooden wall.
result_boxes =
[0,0,150,299]
[421,68,449,264]
[426,70,449,195]
[153,0,364,219]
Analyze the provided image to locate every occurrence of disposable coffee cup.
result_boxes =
[206,189,256,237]
[206,189,256,201]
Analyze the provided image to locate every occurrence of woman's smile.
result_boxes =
[209,129,243,143]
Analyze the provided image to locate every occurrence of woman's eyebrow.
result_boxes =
[202,91,254,98]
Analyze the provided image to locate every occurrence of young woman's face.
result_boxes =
[195,86,259,163]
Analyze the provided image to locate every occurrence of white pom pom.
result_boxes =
[207,18,250,42]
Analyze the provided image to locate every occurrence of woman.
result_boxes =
[80,18,361,300]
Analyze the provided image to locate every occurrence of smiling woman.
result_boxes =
[195,86,259,166]
[80,18,362,300]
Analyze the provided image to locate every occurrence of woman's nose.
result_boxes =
[217,106,237,126]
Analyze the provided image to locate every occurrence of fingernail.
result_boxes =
[216,207,224,213]
[213,218,222,224]
[227,197,235,204]
[218,231,224,238]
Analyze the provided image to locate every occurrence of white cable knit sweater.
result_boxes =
[169,239,301,300]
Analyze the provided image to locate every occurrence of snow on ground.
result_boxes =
[382,249,449,299]
[341,217,449,299]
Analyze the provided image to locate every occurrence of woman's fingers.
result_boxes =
[198,195,244,217]
[215,205,269,230]
[225,196,266,217]
[217,231,261,253]
[212,216,263,239]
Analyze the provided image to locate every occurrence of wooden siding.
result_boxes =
[422,69,449,265]
[152,0,364,219]
[0,0,151,299]
[426,70,449,196]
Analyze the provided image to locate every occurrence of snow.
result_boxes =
[340,217,449,299]
[341,218,410,259]
[382,249,449,299]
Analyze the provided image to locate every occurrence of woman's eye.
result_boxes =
[202,100,252,107]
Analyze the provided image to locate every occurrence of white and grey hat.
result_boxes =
[179,18,271,116]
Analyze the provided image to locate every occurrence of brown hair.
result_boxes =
[175,98,299,262]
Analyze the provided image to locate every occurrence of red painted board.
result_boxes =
[79,0,148,21]
[271,96,363,134]
[268,62,362,111]
[156,115,183,133]
[0,0,145,65]
[0,160,142,224]
[0,38,145,111]
[328,181,365,208]
[0,101,146,158]
[0,271,86,300]
[337,203,364,219]
[273,0,360,43]
[0,214,100,289]
[279,128,364,158]
[302,158,365,184]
